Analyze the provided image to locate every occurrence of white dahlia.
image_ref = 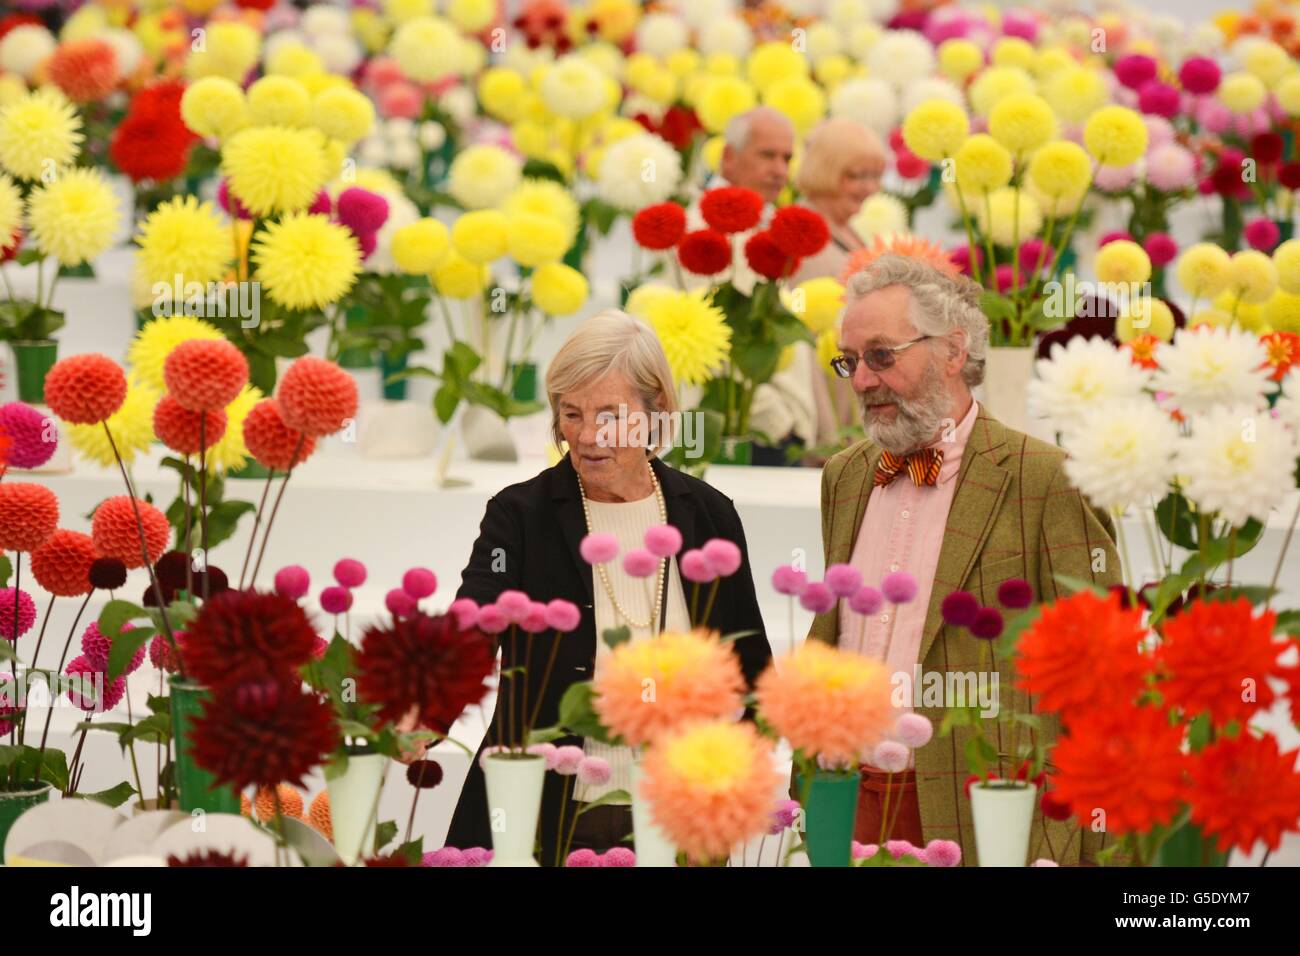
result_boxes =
[636,14,689,58]
[899,78,965,118]
[1176,405,1298,527]
[829,78,896,139]
[866,30,935,88]
[1027,336,1151,433]
[540,56,609,119]
[446,144,523,210]
[1060,399,1179,511]
[596,133,683,210]
[699,18,753,59]
[849,194,907,241]
[1276,369,1300,436]
[1150,325,1274,416]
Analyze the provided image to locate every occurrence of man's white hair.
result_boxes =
[845,253,989,388]
[723,106,794,151]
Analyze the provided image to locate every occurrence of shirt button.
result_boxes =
[879,613,890,624]
[890,563,899,572]
[901,510,910,519]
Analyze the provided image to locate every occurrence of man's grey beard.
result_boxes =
[858,357,951,455]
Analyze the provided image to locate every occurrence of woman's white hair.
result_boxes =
[845,253,989,388]
[545,309,679,454]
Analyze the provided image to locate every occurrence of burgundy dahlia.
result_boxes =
[355,611,495,732]
[189,677,339,790]
[179,588,320,688]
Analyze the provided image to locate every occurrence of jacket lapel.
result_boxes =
[830,442,881,568]
[916,409,1012,667]
[550,456,594,606]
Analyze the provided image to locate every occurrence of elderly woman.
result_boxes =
[443,310,772,864]
[793,117,888,453]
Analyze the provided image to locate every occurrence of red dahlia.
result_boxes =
[275,357,359,438]
[0,482,59,552]
[154,394,227,456]
[769,206,830,258]
[46,38,119,103]
[632,202,687,251]
[677,229,732,276]
[91,496,169,569]
[44,354,128,425]
[242,399,317,472]
[355,611,495,732]
[1188,734,1300,855]
[164,339,249,411]
[180,588,321,689]
[700,186,764,234]
[744,230,801,280]
[30,529,96,598]
[189,677,339,790]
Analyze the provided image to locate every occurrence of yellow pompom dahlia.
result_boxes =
[0,87,84,181]
[221,126,330,216]
[179,76,248,141]
[531,262,589,316]
[391,218,450,274]
[451,209,509,264]
[1095,240,1151,286]
[252,213,361,310]
[26,166,121,266]
[507,213,570,268]
[645,288,731,386]
[1176,243,1232,300]
[1083,105,1148,167]
[1028,140,1092,198]
[988,93,1058,155]
[134,195,229,290]
[953,134,1013,194]
[901,99,969,161]
[311,86,375,145]
[431,250,488,299]
[128,315,225,391]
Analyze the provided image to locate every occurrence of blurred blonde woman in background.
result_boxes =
[793,118,888,455]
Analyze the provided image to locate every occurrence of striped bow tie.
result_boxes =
[873,447,943,487]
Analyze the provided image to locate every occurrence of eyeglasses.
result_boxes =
[830,336,933,378]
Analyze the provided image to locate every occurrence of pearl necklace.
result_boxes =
[576,461,667,633]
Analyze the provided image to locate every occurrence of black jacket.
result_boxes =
[444,454,772,864]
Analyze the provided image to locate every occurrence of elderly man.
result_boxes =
[808,253,1121,866]
[689,107,812,464]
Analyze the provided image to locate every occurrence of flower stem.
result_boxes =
[1267,496,1300,608]
[248,433,307,588]
[35,591,92,784]
[237,466,276,591]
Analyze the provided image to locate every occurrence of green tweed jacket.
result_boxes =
[808,406,1122,866]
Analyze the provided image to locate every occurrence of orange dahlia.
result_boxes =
[754,640,894,766]
[153,394,227,456]
[308,789,332,840]
[1188,733,1300,855]
[254,783,304,821]
[0,482,59,552]
[1125,333,1161,369]
[593,628,746,748]
[30,529,96,597]
[241,398,316,471]
[275,357,358,438]
[840,234,961,283]
[1015,589,1151,722]
[1156,597,1287,727]
[1051,706,1188,836]
[46,39,119,103]
[163,339,249,412]
[91,495,170,569]
[1260,330,1299,381]
[639,720,781,863]
[44,354,128,425]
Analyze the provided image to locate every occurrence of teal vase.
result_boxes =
[379,349,410,401]
[10,340,58,404]
[170,677,240,814]
[799,771,860,867]
[713,436,753,466]
[509,362,537,403]
[0,782,52,859]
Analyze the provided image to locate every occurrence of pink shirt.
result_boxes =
[840,398,979,761]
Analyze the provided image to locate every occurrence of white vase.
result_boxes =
[326,752,387,866]
[970,782,1037,867]
[483,753,545,867]
[461,405,518,462]
[630,757,677,867]
[978,346,1035,435]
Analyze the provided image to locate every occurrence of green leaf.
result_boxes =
[1201,585,1276,606]
[939,707,972,735]
[996,605,1043,661]
[1276,609,1300,637]
[557,681,611,744]
[147,693,171,716]
[107,626,156,682]
[1155,492,1198,550]
[526,725,568,744]
[979,290,1016,323]
[373,820,398,854]
[1147,573,1190,622]
[202,499,257,550]
[0,554,10,588]
[279,817,342,867]
[75,781,137,808]
[394,837,425,866]
[1186,712,1212,752]
[601,626,631,649]
[574,789,632,814]
[433,383,460,423]
[964,735,996,777]
[98,599,150,639]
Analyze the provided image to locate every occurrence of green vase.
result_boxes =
[713,436,753,466]
[1154,819,1230,867]
[338,305,375,370]
[0,782,52,858]
[509,362,537,403]
[1275,219,1295,244]
[10,340,58,404]
[799,771,859,867]
[170,677,240,814]
[379,349,410,401]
